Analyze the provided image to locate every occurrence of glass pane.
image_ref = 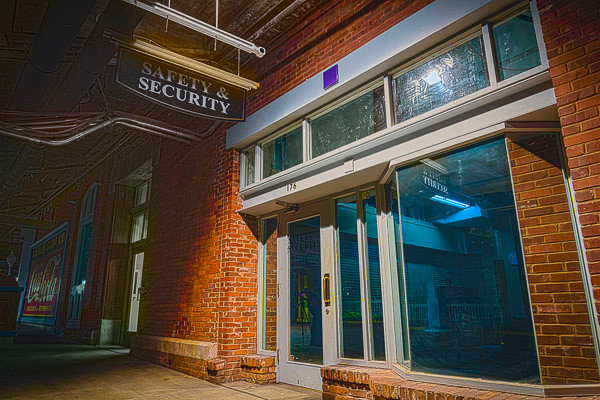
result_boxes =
[243,147,255,185]
[362,190,385,361]
[395,138,539,383]
[142,211,148,240]
[388,182,410,362]
[131,212,144,243]
[393,36,489,124]
[494,9,541,81]
[336,195,364,359]
[311,84,386,159]
[289,216,322,364]
[77,223,93,285]
[135,181,149,206]
[262,218,277,351]
[262,126,303,178]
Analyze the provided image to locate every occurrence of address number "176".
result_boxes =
[286,182,297,192]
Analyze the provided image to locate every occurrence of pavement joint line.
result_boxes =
[216,382,272,400]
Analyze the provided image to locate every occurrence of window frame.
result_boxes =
[239,1,548,191]
[383,133,543,390]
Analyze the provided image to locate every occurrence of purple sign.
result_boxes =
[323,65,338,90]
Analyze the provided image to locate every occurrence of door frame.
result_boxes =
[276,199,338,390]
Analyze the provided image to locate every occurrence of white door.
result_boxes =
[277,201,337,390]
[128,251,144,332]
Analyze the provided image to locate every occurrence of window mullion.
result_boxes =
[383,75,394,129]
[482,23,499,89]
[302,119,310,162]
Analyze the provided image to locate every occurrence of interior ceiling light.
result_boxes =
[430,195,469,209]
[120,0,266,58]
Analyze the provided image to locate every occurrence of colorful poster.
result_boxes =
[21,222,69,325]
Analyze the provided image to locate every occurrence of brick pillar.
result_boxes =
[536,0,600,336]
[508,134,599,384]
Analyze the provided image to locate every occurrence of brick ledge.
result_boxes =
[129,334,217,360]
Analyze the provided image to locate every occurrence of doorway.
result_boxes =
[127,250,145,332]
[277,201,337,389]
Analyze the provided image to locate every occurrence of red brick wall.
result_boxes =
[131,127,258,380]
[537,0,600,331]
[508,134,599,384]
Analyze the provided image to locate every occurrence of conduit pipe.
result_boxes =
[0,114,204,146]
[120,0,266,58]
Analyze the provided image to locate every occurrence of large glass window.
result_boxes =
[362,190,385,361]
[392,35,489,124]
[335,190,386,362]
[391,138,539,383]
[262,125,303,178]
[493,8,541,81]
[336,195,364,359]
[311,83,386,159]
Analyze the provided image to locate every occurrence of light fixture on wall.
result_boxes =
[6,250,16,276]
[276,201,299,215]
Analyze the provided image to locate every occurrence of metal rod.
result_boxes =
[121,0,266,57]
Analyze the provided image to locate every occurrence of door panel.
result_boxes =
[277,201,336,390]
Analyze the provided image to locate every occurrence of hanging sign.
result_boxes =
[116,48,248,121]
[21,222,69,325]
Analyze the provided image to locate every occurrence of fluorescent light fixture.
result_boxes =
[107,32,259,91]
[121,0,266,58]
[423,70,442,85]
[430,195,469,209]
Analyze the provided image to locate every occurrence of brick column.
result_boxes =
[536,0,600,336]
[508,134,599,384]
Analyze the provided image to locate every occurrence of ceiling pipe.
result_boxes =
[0,114,202,146]
[8,0,97,112]
[45,0,145,112]
[120,0,266,58]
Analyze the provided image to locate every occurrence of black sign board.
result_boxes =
[116,48,246,121]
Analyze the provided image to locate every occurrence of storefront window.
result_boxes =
[243,147,255,185]
[261,218,278,351]
[262,125,303,178]
[393,35,489,124]
[391,138,539,383]
[493,8,541,81]
[362,190,385,361]
[311,83,386,159]
[336,195,364,359]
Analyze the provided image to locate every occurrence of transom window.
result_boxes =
[241,3,546,188]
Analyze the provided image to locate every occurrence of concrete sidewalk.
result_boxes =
[0,325,322,400]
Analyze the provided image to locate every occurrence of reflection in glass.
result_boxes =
[262,218,278,351]
[336,195,364,359]
[493,9,541,81]
[311,84,386,159]
[243,147,255,185]
[393,138,539,383]
[393,36,489,124]
[362,190,385,361]
[289,216,322,364]
[262,125,303,178]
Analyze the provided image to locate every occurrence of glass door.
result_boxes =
[277,201,336,389]
[127,251,145,332]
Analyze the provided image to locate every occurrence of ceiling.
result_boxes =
[0,0,327,271]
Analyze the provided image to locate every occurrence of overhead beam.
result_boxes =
[0,215,55,230]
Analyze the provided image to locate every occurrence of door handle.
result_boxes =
[323,273,331,307]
